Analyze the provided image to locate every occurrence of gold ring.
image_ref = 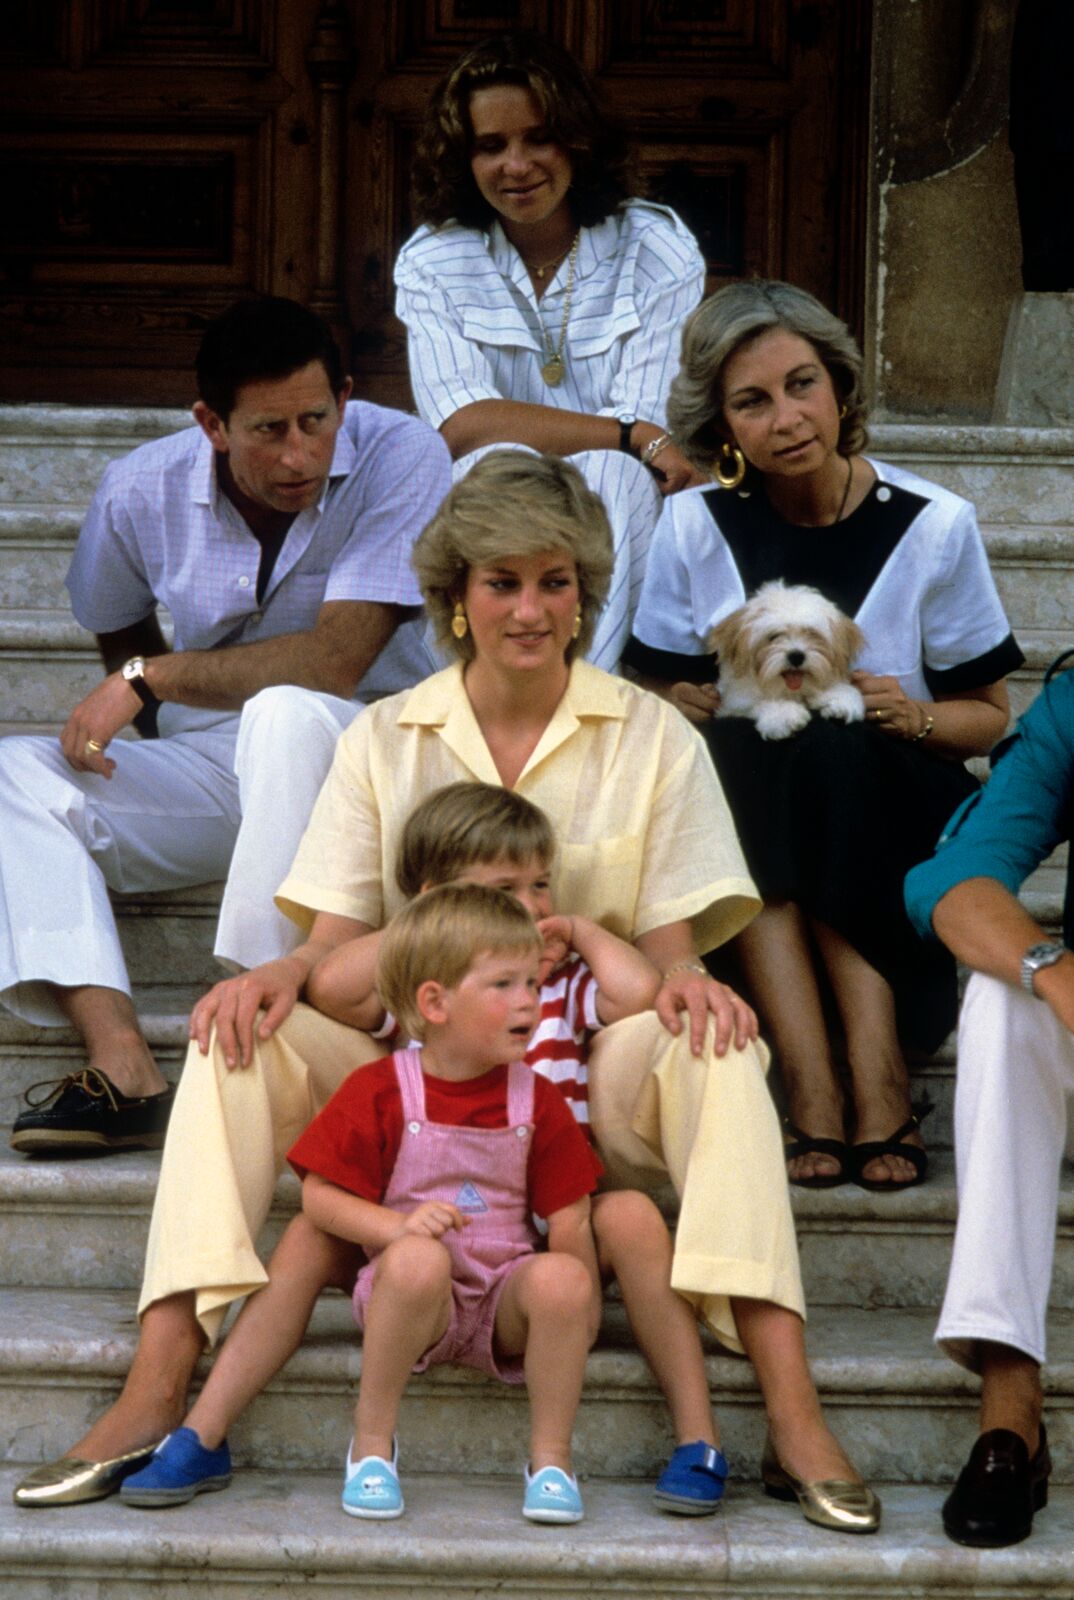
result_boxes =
[85,738,105,754]
[874,709,885,722]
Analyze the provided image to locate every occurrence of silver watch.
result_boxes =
[1020,939,1068,994]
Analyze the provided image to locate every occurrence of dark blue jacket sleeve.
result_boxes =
[905,673,1074,939]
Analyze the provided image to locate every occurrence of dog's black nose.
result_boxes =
[786,649,806,667]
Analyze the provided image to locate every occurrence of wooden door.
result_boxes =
[0,1,871,406]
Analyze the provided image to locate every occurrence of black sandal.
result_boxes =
[782,1118,849,1189]
[851,1106,930,1192]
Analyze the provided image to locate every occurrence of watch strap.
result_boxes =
[1020,939,1067,994]
[122,656,160,711]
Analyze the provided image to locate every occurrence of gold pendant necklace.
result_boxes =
[540,233,579,388]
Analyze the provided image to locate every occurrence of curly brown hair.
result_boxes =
[411,32,631,230]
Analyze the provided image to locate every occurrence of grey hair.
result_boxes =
[411,449,614,663]
[668,280,869,472]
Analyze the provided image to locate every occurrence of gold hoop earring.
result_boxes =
[571,608,582,641]
[451,602,468,640]
[714,442,746,490]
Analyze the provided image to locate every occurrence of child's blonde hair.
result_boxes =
[376,882,542,1041]
[395,782,555,898]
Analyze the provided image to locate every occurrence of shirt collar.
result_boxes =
[396,659,627,782]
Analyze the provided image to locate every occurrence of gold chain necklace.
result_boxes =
[540,232,579,388]
[524,244,571,281]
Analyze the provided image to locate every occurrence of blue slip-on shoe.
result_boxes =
[522,1464,584,1524]
[654,1440,728,1515]
[342,1437,403,1520]
[119,1428,232,1508]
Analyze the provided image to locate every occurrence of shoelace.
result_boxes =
[21,1067,120,1112]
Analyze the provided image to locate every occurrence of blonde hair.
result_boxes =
[396,783,555,899]
[668,280,869,472]
[411,450,613,663]
[376,882,542,1041]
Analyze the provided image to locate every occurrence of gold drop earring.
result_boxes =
[571,608,582,640]
[451,602,468,640]
[714,441,747,489]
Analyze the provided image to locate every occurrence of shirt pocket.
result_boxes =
[555,835,642,942]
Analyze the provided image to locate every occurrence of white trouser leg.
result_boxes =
[0,728,240,1026]
[936,972,1074,1370]
[570,450,661,672]
[214,686,361,970]
[452,445,662,673]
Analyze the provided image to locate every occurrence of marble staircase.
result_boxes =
[2,406,1074,1594]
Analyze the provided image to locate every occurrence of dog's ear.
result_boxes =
[832,613,866,673]
[707,606,753,679]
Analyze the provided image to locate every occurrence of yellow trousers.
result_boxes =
[141,1006,804,1351]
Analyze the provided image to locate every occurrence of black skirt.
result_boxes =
[701,716,977,1051]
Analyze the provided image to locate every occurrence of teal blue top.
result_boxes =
[905,671,1074,943]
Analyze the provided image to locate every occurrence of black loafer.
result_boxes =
[942,1424,1051,1547]
[10,1069,175,1155]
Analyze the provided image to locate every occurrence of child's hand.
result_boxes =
[537,914,573,978]
[398,1202,467,1240]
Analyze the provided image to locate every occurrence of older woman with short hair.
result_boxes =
[22,450,877,1534]
[625,280,1023,1191]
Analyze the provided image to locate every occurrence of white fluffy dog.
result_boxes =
[707,580,866,741]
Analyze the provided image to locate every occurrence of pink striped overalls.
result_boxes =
[352,1048,539,1383]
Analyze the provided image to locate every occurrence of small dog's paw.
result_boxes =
[755,701,811,740]
[815,683,866,723]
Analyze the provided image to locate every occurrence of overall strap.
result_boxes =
[505,1059,536,1128]
[393,1048,427,1124]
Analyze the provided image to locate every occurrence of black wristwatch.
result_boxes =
[617,412,638,456]
[121,655,161,711]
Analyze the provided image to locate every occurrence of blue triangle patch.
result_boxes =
[454,1181,489,1214]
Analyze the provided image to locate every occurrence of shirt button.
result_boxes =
[238,575,250,588]
[876,486,892,502]
[408,1121,421,1134]
[516,1124,530,1138]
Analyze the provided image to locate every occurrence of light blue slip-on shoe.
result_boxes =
[342,1437,403,1520]
[522,1464,584,1524]
[653,1440,728,1515]
[119,1427,232,1508]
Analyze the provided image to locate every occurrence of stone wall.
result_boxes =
[869,0,1022,421]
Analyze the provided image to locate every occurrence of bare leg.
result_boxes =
[55,985,168,1098]
[185,1215,360,1449]
[592,1191,717,1446]
[979,1343,1044,1453]
[732,1297,860,1483]
[494,1252,594,1473]
[69,1294,204,1461]
[736,904,845,1181]
[812,921,922,1185]
[353,1237,453,1463]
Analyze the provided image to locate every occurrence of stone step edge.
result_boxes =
[1,1472,1073,1597]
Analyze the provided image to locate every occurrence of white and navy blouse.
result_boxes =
[623,460,1024,701]
[394,199,705,430]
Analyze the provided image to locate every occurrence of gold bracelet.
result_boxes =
[663,959,708,979]
[910,712,935,743]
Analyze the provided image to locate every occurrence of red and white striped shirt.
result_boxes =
[526,956,601,1127]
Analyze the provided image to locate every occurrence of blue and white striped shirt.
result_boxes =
[394,200,705,430]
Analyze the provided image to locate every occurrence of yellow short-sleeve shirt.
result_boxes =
[276,661,759,953]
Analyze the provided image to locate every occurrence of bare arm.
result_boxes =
[636,920,758,1057]
[188,910,369,1066]
[440,403,705,496]
[853,676,1010,759]
[63,598,406,778]
[932,876,1074,1033]
[539,914,661,1025]
[305,930,388,1031]
[302,1172,466,1252]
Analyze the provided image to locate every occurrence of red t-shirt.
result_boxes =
[288,1054,602,1221]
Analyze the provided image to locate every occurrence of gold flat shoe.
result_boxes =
[13,1443,161,1507]
[761,1435,881,1534]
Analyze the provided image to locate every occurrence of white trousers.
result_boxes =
[936,972,1074,1370]
[0,688,357,1028]
[455,446,662,671]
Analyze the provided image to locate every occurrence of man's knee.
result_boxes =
[237,685,356,758]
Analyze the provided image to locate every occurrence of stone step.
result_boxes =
[0,406,190,507]
[2,1288,1073,1486]
[4,1137,1072,1314]
[2,1470,1071,1600]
